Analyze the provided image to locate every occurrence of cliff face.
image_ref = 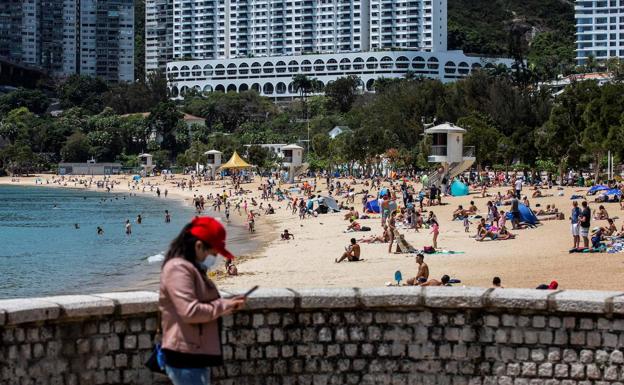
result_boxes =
[448,0,575,59]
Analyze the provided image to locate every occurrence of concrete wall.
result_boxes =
[2,287,624,385]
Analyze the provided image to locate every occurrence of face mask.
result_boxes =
[200,255,223,271]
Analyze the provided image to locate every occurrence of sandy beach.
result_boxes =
[2,174,624,291]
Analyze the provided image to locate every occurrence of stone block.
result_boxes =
[225,288,295,309]
[552,290,623,314]
[0,298,60,324]
[488,289,551,310]
[424,287,490,308]
[298,288,358,309]
[613,294,624,314]
[94,291,158,314]
[359,287,423,308]
[38,295,115,318]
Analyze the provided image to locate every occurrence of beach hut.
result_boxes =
[204,150,222,178]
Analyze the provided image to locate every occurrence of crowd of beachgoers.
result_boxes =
[3,169,624,290]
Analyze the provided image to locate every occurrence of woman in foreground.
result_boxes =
[159,216,246,385]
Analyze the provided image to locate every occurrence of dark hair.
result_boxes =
[163,223,211,269]
[416,253,424,260]
[441,275,450,284]
[350,238,356,244]
[493,276,501,285]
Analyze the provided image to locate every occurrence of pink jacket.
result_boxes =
[159,258,228,356]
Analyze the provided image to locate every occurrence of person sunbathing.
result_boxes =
[497,225,515,240]
[358,226,389,243]
[476,219,498,241]
[467,201,478,214]
[281,229,295,240]
[452,205,470,220]
[532,189,543,198]
[603,219,618,236]
[343,207,358,220]
[536,204,558,216]
[345,218,361,232]
[594,205,609,220]
[420,274,450,287]
[335,238,361,263]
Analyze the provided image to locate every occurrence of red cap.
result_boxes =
[187,216,235,260]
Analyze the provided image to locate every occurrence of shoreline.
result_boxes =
[0,175,274,294]
[3,175,624,291]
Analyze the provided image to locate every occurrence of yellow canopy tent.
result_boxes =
[218,151,253,170]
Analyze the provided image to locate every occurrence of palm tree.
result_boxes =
[292,74,313,101]
[292,74,320,152]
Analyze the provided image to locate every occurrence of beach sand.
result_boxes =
[2,174,623,291]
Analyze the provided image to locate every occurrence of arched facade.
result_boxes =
[167,51,514,99]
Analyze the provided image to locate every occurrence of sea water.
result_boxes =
[0,185,253,299]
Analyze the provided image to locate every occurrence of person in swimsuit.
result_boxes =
[406,253,429,285]
[335,238,361,263]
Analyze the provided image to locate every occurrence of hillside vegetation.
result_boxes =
[448,0,576,73]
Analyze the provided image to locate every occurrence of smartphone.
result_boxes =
[243,285,259,297]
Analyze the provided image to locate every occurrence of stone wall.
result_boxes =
[2,287,624,385]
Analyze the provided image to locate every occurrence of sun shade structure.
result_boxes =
[218,151,253,170]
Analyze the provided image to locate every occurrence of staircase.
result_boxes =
[284,163,310,183]
[425,159,474,187]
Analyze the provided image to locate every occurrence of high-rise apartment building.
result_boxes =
[146,0,447,73]
[0,0,134,82]
[575,0,624,65]
[145,0,174,74]
[163,0,512,98]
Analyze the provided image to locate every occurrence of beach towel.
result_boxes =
[433,250,465,255]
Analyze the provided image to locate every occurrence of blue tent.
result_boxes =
[450,180,469,196]
[588,185,609,195]
[506,203,539,225]
[366,200,380,213]
[605,188,623,196]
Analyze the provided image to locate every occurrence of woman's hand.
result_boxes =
[222,296,246,316]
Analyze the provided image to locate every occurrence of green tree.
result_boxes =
[246,145,277,172]
[581,82,624,180]
[0,88,50,116]
[147,101,184,157]
[457,113,502,169]
[59,75,109,114]
[324,75,360,113]
[537,80,601,179]
[0,107,37,145]
[60,132,92,162]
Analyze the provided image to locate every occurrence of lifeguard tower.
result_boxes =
[281,144,306,183]
[138,153,154,176]
[204,150,222,178]
[424,123,475,186]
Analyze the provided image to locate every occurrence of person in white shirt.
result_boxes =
[514,178,523,199]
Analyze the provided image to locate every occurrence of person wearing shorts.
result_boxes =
[570,201,580,249]
[579,201,591,249]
